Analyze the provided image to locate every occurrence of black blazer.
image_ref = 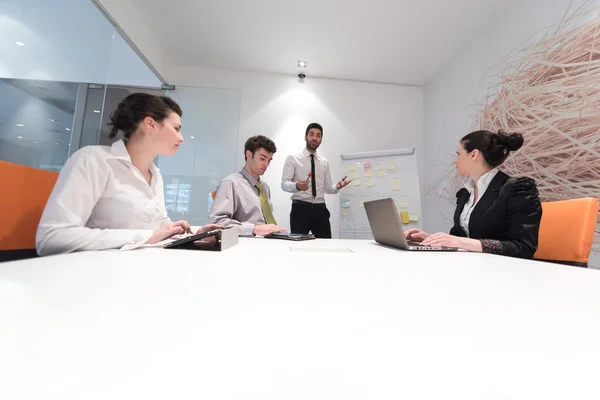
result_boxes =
[450,171,542,259]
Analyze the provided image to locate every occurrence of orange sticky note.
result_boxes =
[400,211,410,224]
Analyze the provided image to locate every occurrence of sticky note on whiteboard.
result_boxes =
[342,200,351,208]
[363,168,373,177]
[360,201,365,208]
[377,169,387,177]
[366,178,375,187]
[400,211,410,224]
[351,171,360,179]
[387,160,396,170]
[342,209,350,216]
[409,214,419,222]
[353,179,361,187]
[392,178,401,191]
[349,164,358,171]
[396,201,409,208]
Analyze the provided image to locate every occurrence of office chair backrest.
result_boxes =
[0,160,58,259]
[535,197,598,267]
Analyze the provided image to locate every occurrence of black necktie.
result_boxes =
[310,154,316,198]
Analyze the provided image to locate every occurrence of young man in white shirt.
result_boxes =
[281,123,351,238]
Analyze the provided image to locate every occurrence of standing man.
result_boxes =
[281,123,351,238]
[208,135,287,236]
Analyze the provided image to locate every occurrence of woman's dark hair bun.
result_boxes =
[108,101,136,139]
[507,133,524,151]
[107,93,182,141]
[496,130,524,152]
[461,129,524,167]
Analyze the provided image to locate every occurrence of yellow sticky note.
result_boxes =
[396,201,409,208]
[343,164,352,173]
[364,168,373,177]
[392,178,401,191]
[349,164,358,171]
[409,214,419,222]
[351,171,360,179]
[377,169,387,177]
[400,211,410,224]
[353,179,361,187]
[366,178,375,187]
[387,160,396,170]
[360,201,365,208]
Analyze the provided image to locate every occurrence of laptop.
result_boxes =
[364,198,458,251]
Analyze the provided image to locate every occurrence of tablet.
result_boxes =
[163,227,231,249]
[264,232,316,241]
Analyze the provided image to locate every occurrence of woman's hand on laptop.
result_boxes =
[421,233,461,248]
[404,228,429,243]
[422,234,483,252]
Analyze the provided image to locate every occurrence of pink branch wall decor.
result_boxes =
[436,2,600,252]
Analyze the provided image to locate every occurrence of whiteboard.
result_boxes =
[339,149,422,239]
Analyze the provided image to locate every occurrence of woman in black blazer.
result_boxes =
[406,130,542,259]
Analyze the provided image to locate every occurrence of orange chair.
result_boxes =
[534,197,598,267]
[0,160,58,261]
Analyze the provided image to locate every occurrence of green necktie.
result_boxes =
[256,181,277,225]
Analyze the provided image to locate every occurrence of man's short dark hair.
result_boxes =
[244,135,277,161]
[305,122,323,136]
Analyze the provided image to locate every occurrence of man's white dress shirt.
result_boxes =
[281,149,338,203]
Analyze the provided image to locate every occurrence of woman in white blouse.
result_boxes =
[405,130,542,259]
[36,93,219,256]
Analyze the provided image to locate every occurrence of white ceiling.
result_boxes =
[123,0,510,85]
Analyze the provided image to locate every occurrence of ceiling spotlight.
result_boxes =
[297,60,307,68]
[65,128,71,131]
[15,41,25,47]
[17,136,23,139]
[33,141,38,144]
[16,123,24,127]
[93,110,100,113]
[49,118,59,123]
[55,142,59,145]
[190,136,195,139]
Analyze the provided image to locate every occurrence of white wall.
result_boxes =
[168,67,424,237]
[0,0,161,87]
[423,0,599,265]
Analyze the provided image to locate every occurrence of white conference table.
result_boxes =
[1,238,600,400]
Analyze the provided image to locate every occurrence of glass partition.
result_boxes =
[0,0,162,170]
[0,78,76,170]
[159,87,241,225]
[1,0,242,227]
